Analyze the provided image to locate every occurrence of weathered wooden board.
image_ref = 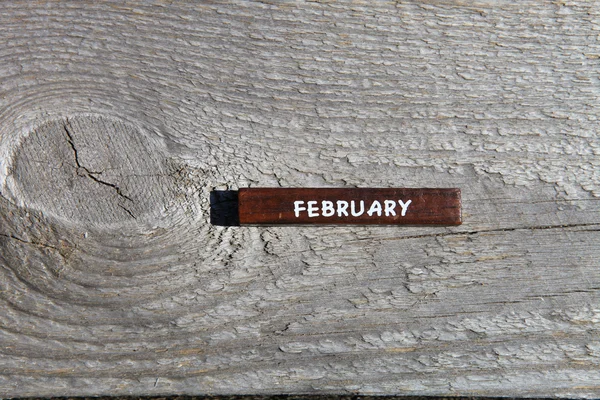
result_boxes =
[0,1,599,397]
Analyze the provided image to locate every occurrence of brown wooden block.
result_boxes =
[238,188,461,225]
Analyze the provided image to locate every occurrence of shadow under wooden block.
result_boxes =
[210,190,240,226]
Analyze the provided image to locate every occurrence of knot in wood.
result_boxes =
[7,115,178,227]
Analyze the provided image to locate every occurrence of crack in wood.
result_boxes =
[375,222,600,242]
[62,119,136,218]
[0,232,60,252]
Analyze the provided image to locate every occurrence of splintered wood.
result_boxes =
[238,188,461,225]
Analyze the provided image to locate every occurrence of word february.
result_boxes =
[238,188,462,225]
[294,199,411,218]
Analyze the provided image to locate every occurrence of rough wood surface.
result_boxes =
[0,1,599,397]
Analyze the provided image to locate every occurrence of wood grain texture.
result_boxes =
[0,0,599,397]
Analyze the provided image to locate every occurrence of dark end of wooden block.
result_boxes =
[210,190,240,226]
[238,188,461,226]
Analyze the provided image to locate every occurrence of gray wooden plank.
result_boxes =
[0,1,599,397]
